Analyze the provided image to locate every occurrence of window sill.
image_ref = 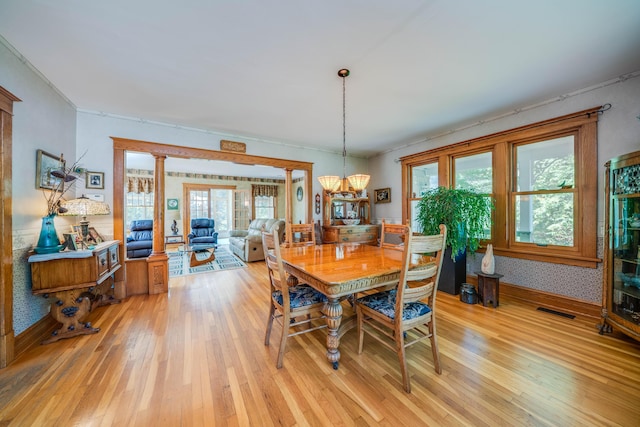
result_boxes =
[491,247,601,269]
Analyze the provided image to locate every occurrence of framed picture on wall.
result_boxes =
[86,171,104,189]
[167,198,179,210]
[374,188,391,204]
[36,149,64,191]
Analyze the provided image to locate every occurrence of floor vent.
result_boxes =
[536,307,575,319]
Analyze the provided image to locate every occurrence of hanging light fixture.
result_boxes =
[318,68,370,194]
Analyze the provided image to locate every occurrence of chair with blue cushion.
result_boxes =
[262,224,327,368]
[126,219,154,258]
[187,218,218,246]
[355,224,447,393]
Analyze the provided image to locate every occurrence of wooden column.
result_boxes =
[147,155,169,294]
[285,168,293,244]
[0,86,20,368]
[112,147,126,299]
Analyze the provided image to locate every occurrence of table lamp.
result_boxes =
[59,195,111,247]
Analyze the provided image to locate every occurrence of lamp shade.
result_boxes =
[347,174,370,191]
[167,209,181,221]
[318,175,341,192]
[59,197,111,218]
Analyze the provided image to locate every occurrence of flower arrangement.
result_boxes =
[42,153,86,216]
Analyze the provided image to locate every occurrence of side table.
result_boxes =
[29,241,122,344]
[475,271,503,308]
[165,234,185,250]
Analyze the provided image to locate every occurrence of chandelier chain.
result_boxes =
[342,74,347,179]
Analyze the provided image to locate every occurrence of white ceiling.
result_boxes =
[1,0,640,160]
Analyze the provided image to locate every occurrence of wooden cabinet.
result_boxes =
[29,240,122,344]
[322,191,379,244]
[601,150,640,341]
[322,224,379,244]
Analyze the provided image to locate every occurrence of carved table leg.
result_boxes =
[324,297,343,369]
[42,289,100,344]
[90,275,121,309]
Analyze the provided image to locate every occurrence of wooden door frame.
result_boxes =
[112,137,313,294]
[0,86,20,368]
[183,183,236,237]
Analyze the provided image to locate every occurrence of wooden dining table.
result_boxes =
[278,242,406,369]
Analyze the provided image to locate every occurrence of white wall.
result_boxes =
[76,111,369,237]
[369,75,640,303]
[1,40,77,334]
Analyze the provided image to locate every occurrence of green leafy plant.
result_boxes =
[416,187,493,259]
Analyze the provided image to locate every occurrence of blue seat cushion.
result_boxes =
[273,285,327,308]
[357,290,431,321]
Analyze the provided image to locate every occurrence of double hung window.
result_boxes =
[402,107,600,267]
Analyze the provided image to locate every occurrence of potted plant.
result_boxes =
[415,186,493,294]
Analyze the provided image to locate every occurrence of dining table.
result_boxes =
[278,242,406,369]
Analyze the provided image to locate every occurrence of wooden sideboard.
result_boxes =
[29,240,121,344]
[322,224,380,244]
[322,190,379,244]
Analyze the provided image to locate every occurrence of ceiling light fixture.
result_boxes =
[318,68,370,194]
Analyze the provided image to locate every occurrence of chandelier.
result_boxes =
[318,68,370,194]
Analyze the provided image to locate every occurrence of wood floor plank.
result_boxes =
[2,260,640,426]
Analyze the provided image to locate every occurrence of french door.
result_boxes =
[185,184,235,238]
[184,184,252,239]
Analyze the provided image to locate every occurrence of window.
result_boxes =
[254,196,276,219]
[409,162,438,232]
[125,191,154,227]
[454,152,493,240]
[513,135,575,247]
[401,107,600,267]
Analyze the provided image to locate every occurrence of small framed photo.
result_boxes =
[87,227,104,244]
[374,188,391,204]
[36,149,65,191]
[167,198,179,210]
[63,233,79,251]
[86,171,104,189]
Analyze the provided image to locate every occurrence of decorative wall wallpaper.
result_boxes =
[467,238,604,303]
[13,247,50,335]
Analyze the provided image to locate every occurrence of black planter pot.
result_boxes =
[438,247,466,295]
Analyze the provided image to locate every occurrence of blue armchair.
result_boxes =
[126,219,153,258]
[188,218,218,246]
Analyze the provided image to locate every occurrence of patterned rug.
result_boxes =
[168,245,246,277]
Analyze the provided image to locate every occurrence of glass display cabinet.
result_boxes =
[601,149,640,340]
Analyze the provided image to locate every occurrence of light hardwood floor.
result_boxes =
[1,261,640,426]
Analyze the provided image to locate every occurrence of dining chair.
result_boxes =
[285,222,316,247]
[355,224,447,393]
[262,225,327,368]
[379,219,406,250]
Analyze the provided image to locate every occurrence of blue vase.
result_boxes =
[34,214,65,254]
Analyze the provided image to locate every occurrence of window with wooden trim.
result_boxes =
[125,191,154,228]
[254,195,276,219]
[409,162,439,231]
[513,134,576,248]
[401,107,601,268]
[454,151,493,240]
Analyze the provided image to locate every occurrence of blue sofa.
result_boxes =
[126,219,153,258]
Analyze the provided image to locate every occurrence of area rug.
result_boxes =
[168,245,246,277]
